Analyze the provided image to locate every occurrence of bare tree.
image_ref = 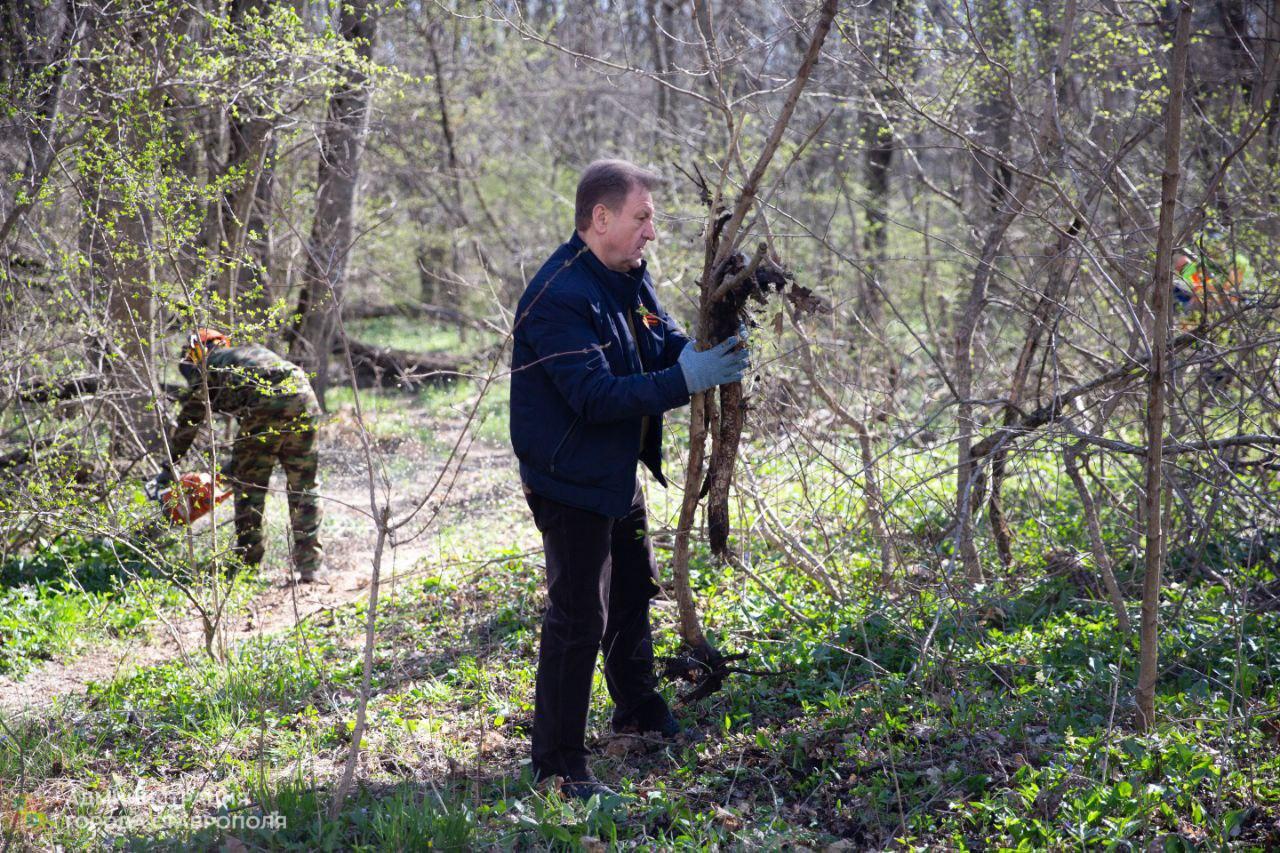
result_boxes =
[1137,0,1193,732]
[289,0,378,406]
[670,0,839,666]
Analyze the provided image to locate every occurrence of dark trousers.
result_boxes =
[525,484,664,779]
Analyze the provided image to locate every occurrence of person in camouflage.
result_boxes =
[162,328,325,582]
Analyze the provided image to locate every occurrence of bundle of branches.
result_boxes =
[665,0,837,698]
[689,209,796,556]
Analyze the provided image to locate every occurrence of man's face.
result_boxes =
[593,185,657,272]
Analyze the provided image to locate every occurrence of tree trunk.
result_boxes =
[969,0,1014,216]
[221,0,278,321]
[77,12,158,454]
[1253,0,1280,207]
[953,0,1016,584]
[952,221,1009,583]
[645,0,673,146]
[417,242,446,306]
[952,0,1078,585]
[288,0,377,407]
[987,214,1086,567]
[670,0,839,656]
[0,0,75,248]
[1248,0,1280,119]
[672,392,713,655]
[426,20,465,222]
[1137,0,1192,732]
[858,0,914,329]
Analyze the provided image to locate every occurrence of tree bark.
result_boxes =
[221,0,278,320]
[288,0,377,407]
[645,0,673,145]
[858,0,914,329]
[702,0,838,557]
[1137,0,1192,732]
[952,0,1017,584]
[952,0,1077,584]
[76,9,159,454]
[987,214,1086,567]
[670,0,838,656]
[0,0,75,249]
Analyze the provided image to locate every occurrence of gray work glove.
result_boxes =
[678,334,749,394]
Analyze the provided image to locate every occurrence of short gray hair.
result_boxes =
[574,159,663,232]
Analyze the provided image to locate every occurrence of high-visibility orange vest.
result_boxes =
[1179,253,1252,309]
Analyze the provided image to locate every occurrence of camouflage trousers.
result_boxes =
[227,407,324,575]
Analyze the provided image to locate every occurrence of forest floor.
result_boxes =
[2,361,1280,849]
[0,383,521,719]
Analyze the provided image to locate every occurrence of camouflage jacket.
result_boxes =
[168,345,320,462]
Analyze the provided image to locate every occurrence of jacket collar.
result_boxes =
[569,232,647,297]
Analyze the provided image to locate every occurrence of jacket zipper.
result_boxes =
[548,415,581,473]
[583,257,647,374]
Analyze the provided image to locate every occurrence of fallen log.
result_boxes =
[18,374,102,402]
[0,438,93,483]
[344,301,485,331]
[336,338,460,390]
[17,375,185,404]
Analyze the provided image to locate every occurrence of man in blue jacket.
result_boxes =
[510,159,747,799]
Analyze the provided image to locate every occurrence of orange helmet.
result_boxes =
[184,328,230,363]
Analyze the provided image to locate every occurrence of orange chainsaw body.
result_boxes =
[159,472,233,525]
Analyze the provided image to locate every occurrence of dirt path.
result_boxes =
[0,402,522,718]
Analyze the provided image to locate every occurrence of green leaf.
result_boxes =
[1222,808,1249,839]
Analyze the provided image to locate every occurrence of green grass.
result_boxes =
[0,536,191,676]
[5,523,1278,849]
[343,317,498,356]
[325,373,510,452]
[323,316,508,449]
[4,394,1280,849]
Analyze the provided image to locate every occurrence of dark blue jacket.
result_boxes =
[510,232,692,517]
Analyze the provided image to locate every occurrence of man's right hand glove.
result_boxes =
[678,335,749,394]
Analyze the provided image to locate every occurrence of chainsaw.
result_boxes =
[144,471,233,525]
